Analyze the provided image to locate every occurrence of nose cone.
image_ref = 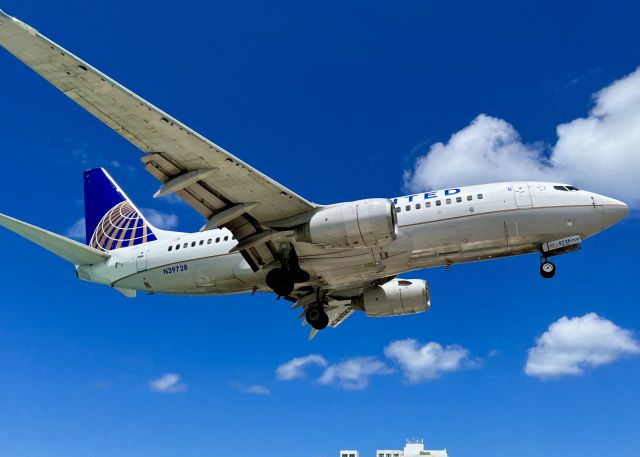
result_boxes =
[602,197,629,227]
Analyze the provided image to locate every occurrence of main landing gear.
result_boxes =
[539,258,556,279]
[266,267,310,297]
[265,244,310,297]
[266,268,294,297]
[305,303,329,330]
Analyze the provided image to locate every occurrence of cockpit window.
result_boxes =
[555,185,580,191]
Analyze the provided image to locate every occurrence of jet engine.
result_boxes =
[352,279,430,317]
[295,199,398,249]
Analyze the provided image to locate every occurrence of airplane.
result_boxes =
[0,10,629,338]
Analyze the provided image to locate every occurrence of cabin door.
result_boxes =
[512,182,532,208]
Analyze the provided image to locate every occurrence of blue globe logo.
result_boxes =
[90,201,157,251]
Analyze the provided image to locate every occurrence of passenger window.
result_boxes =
[191,241,196,247]
[183,243,188,248]
[224,236,229,241]
[405,205,411,211]
[168,246,172,252]
[446,198,451,204]
[436,200,441,206]
[425,201,431,208]
[199,240,204,246]
[216,237,220,243]
[415,203,421,209]
[175,244,180,250]
[467,195,472,201]
[456,196,462,203]
[396,206,401,213]
[477,194,483,199]
[207,239,212,244]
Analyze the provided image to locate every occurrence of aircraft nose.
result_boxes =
[602,197,629,227]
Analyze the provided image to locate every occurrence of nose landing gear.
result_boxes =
[540,259,556,279]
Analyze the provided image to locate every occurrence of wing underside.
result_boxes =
[0,10,316,270]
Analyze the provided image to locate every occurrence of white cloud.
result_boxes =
[66,137,89,164]
[66,217,85,240]
[276,354,328,381]
[239,384,271,395]
[404,114,554,191]
[318,356,393,390]
[404,67,640,206]
[160,194,188,206]
[141,208,179,230]
[149,373,186,393]
[525,313,640,379]
[384,339,478,383]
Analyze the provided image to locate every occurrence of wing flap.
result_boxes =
[0,213,109,266]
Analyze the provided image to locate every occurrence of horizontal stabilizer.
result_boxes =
[0,213,110,265]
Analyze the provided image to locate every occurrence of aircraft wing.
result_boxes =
[0,10,316,271]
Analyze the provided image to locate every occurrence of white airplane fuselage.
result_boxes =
[77,181,628,296]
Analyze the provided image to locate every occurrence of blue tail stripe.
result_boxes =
[83,168,156,251]
[83,168,126,244]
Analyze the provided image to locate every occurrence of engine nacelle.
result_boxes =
[296,199,398,249]
[353,279,430,317]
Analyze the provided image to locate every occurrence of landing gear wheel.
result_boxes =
[292,269,311,283]
[305,305,329,330]
[266,268,294,297]
[540,261,556,279]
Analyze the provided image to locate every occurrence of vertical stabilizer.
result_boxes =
[84,168,158,251]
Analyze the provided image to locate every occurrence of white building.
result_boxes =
[341,439,448,457]
[340,451,360,457]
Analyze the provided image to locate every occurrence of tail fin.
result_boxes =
[84,168,158,251]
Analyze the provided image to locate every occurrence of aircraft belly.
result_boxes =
[114,253,259,295]
[404,206,593,269]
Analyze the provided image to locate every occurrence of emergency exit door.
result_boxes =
[512,182,532,208]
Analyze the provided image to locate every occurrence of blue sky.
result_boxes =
[1,1,639,456]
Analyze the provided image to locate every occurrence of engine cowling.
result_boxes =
[295,198,398,249]
[353,279,430,317]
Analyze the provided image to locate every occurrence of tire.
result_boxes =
[316,312,329,330]
[306,306,329,330]
[540,261,556,279]
[266,268,294,296]
[292,269,310,283]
